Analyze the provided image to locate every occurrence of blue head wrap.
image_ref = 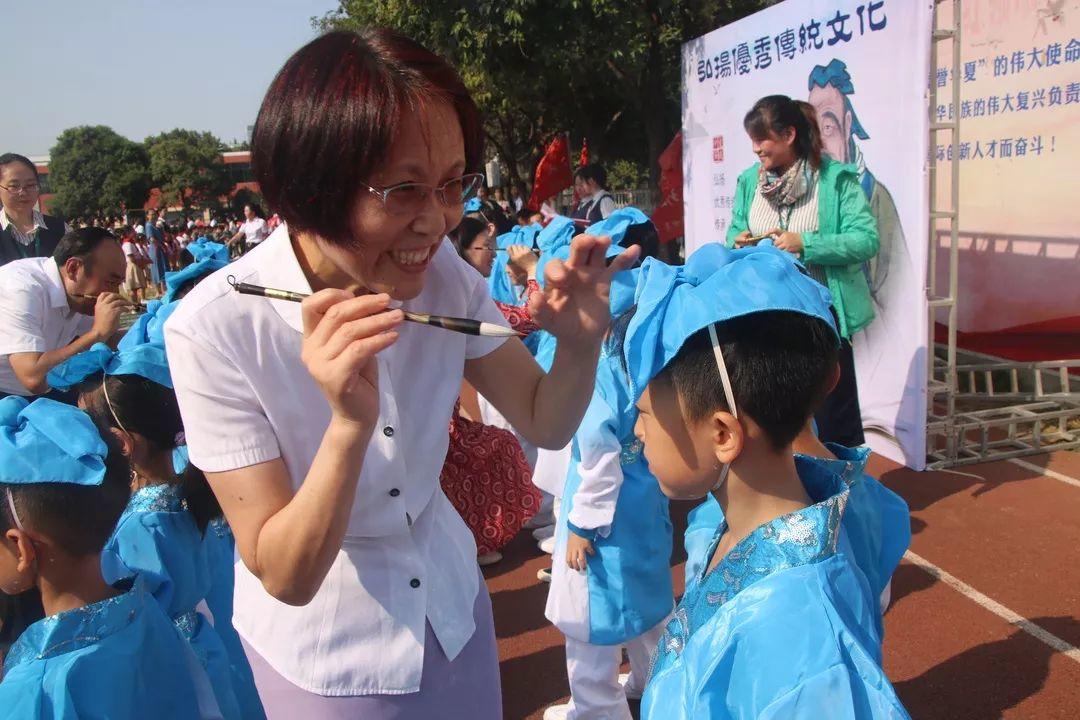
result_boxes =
[47,343,173,391]
[464,197,482,213]
[163,257,227,303]
[808,59,869,141]
[488,224,545,307]
[0,397,108,490]
[534,210,643,289]
[623,242,837,406]
[118,299,179,350]
[188,239,230,264]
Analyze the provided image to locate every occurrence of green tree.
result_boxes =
[48,126,151,222]
[145,129,232,214]
[318,1,771,197]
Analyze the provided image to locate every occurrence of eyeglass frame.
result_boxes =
[363,173,485,216]
[0,182,40,195]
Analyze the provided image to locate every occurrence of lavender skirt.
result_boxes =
[241,580,502,719]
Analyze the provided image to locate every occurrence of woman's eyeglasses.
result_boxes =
[365,173,484,216]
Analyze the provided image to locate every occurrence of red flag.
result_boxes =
[579,138,589,168]
[651,132,683,243]
[528,134,573,212]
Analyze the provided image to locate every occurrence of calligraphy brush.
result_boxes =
[227,277,520,338]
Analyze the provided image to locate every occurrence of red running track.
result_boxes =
[485,449,1080,720]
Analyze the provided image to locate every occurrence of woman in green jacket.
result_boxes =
[726,94,879,446]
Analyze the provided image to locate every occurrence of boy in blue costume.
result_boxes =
[47,342,263,719]
[543,260,668,720]
[623,243,908,719]
[0,397,217,718]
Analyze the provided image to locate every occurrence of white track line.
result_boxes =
[904,550,1080,665]
[1006,457,1080,490]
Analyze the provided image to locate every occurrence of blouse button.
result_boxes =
[410,578,421,589]
[389,488,401,497]
[383,426,395,437]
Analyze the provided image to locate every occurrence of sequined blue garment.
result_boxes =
[545,350,673,645]
[100,484,247,720]
[0,579,207,719]
[642,458,909,720]
[680,445,910,638]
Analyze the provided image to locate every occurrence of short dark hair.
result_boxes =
[574,163,607,190]
[244,203,264,219]
[252,28,484,246]
[658,311,838,452]
[53,227,118,273]
[0,153,39,180]
[0,433,131,556]
[744,95,824,169]
[450,216,489,256]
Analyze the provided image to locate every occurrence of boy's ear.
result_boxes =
[825,361,841,396]
[108,427,135,458]
[711,410,744,466]
[4,527,40,584]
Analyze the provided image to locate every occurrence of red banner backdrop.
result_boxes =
[528,134,573,212]
[651,132,683,243]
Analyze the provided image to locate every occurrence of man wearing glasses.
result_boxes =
[0,153,69,267]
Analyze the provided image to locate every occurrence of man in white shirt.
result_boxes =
[0,227,127,397]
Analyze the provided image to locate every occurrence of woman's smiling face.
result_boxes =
[317,99,468,300]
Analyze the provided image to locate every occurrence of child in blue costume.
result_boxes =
[46,343,263,720]
[0,397,217,718]
[622,243,908,719]
[543,264,672,720]
[683,420,911,635]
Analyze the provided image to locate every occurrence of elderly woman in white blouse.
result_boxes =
[163,28,637,718]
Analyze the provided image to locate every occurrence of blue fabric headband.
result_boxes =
[46,342,173,391]
[163,257,227,303]
[623,242,837,404]
[117,299,179,351]
[0,397,108,488]
[187,239,230,265]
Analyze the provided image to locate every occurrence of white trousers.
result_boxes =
[562,619,667,720]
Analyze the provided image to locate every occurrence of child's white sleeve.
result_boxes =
[566,393,625,540]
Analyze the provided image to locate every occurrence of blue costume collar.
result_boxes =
[3,579,144,673]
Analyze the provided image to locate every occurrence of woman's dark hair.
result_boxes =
[79,375,222,534]
[574,163,608,190]
[244,203,265,219]
[0,153,39,180]
[744,95,824,169]
[252,28,484,246]
[659,312,838,451]
[450,216,489,256]
[0,432,131,556]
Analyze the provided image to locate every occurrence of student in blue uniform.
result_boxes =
[0,396,214,718]
[46,343,263,720]
[621,243,908,719]
[683,418,911,633]
[542,265,672,720]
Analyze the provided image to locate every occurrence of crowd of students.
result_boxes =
[0,25,914,720]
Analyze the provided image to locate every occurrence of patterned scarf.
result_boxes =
[758,158,813,207]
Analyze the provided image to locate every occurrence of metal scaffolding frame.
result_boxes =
[924,0,1079,469]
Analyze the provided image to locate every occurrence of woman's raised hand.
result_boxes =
[300,291,403,428]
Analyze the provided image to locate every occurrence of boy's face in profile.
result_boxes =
[635,377,732,500]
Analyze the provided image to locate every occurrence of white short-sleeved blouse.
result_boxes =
[164,224,508,695]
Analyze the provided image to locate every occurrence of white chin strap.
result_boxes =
[708,323,738,492]
[6,488,24,531]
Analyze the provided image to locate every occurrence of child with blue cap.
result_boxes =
[46,343,262,720]
[0,397,217,718]
[622,243,908,719]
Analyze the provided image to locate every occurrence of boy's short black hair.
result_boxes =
[659,311,838,451]
[573,163,607,190]
[0,433,131,557]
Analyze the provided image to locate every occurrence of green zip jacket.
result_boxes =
[726,157,879,338]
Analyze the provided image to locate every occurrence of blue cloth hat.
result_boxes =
[118,299,180,351]
[535,213,635,290]
[583,207,650,246]
[495,223,542,251]
[464,197,482,213]
[623,242,837,405]
[163,257,227,303]
[0,397,108,487]
[46,343,173,391]
[187,239,230,264]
